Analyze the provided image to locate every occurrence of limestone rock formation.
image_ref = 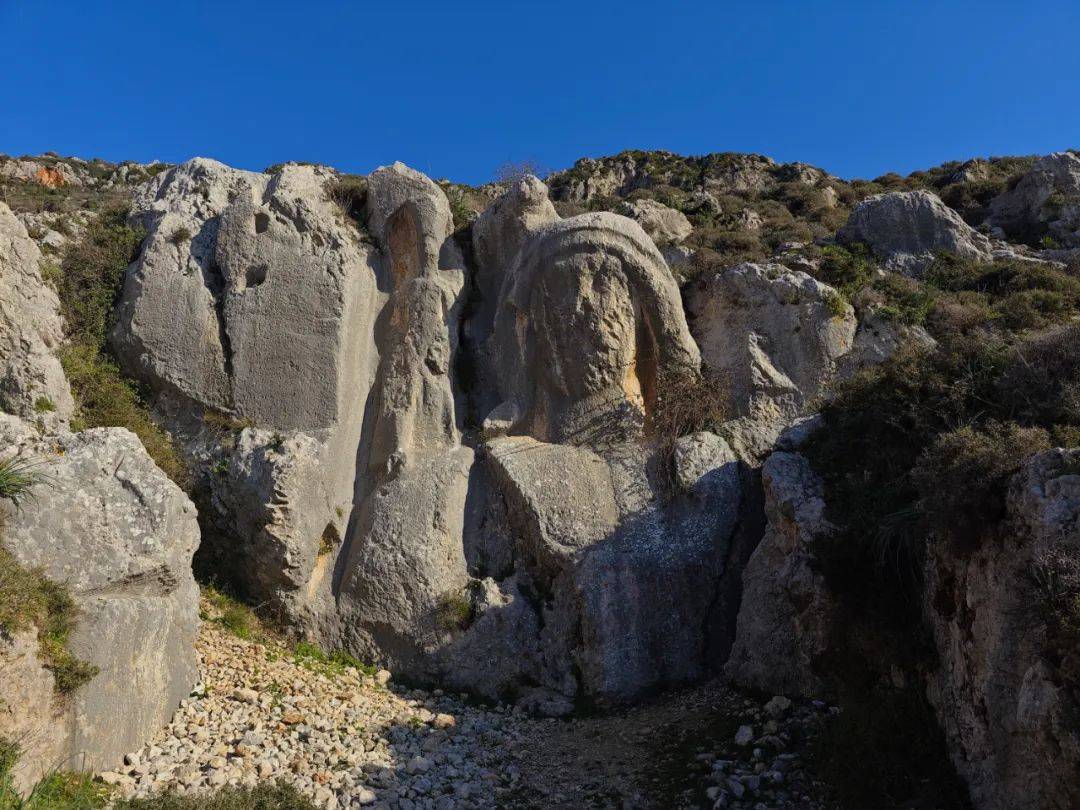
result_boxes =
[0,202,74,427]
[686,262,855,459]
[616,198,693,244]
[924,448,1080,810]
[110,163,749,708]
[336,160,472,673]
[482,207,700,446]
[838,189,993,275]
[0,416,200,788]
[988,151,1080,247]
[112,158,377,627]
[839,303,936,377]
[725,451,837,696]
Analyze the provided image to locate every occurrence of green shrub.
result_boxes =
[0,456,48,507]
[924,254,1080,333]
[816,242,873,301]
[113,780,317,809]
[1030,546,1080,687]
[292,641,376,677]
[55,205,143,348]
[913,421,1050,548]
[873,272,938,327]
[32,396,54,414]
[0,547,98,694]
[9,771,110,808]
[996,324,1080,429]
[435,588,474,632]
[52,206,189,490]
[804,341,1008,619]
[806,322,1080,626]
[60,344,189,490]
[443,186,473,230]
[200,585,259,641]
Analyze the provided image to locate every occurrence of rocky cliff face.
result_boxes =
[109,161,754,710]
[2,146,1079,807]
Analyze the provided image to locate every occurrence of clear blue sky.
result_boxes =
[2,1,1077,185]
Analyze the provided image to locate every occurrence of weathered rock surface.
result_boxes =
[335,161,473,674]
[0,202,74,427]
[924,448,1080,810]
[111,162,749,708]
[686,262,855,460]
[838,189,993,275]
[480,185,700,446]
[838,303,936,377]
[616,198,693,244]
[113,158,377,629]
[0,628,66,793]
[0,417,200,787]
[988,151,1080,247]
[725,452,837,696]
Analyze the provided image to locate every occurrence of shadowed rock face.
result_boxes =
[923,449,1080,810]
[686,262,855,460]
[111,164,745,708]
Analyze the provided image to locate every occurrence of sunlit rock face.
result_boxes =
[111,163,749,708]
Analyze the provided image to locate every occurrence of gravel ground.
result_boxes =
[99,619,836,809]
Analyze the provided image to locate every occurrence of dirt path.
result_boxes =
[510,682,834,809]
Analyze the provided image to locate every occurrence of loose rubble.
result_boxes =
[101,616,835,809]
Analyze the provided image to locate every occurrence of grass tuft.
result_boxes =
[0,546,98,694]
[0,456,49,508]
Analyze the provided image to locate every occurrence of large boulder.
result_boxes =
[725,451,837,696]
[988,151,1080,247]
[0,203,73,427]
[924,448,1080,810]
[837,190,993,275]
[686,262,855,460]
[0,417,200,788]
[616,198,693,244]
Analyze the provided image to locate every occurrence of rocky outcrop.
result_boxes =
[547,150,835,204]
[0,203,74,427]
[447,176,743,706]
[686,262,855,460]
[838,190,993,275]
[0,416,200,788]
[336,161,473,674]
[988,151,1080,247]
[839,304,936,377]
[113,158,377,628]
[616,198,693,244]
[111,164,749,708]
[0,159,83,187]
[725,451,837,696]
[924,448,1080,810]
